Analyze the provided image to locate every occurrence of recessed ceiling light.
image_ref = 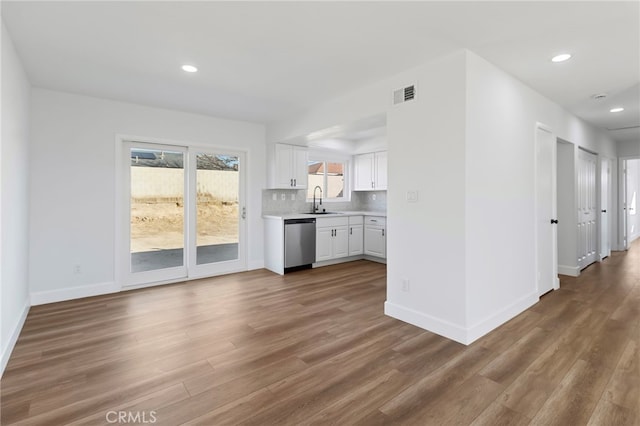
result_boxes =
[181,65,198,73]
[610,107,624,113]
[551,53,572,63]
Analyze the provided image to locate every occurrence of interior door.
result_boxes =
[621,160,628,249]
[535,125,558,295]
[600,158,611,259]
[577,148,597,269]
[624,159,640,249]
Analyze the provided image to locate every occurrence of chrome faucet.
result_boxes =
[313,185,323,213]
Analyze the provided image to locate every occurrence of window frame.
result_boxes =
[306,151,351,203]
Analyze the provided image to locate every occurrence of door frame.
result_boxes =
[115,134,248,290]
[599,156,612,260]
[533,122,560,295]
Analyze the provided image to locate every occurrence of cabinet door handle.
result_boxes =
[350,227,352,235]
[290,178,293,187]
[371,181,374,188]
[294,178,297,186]
[382,229,385,237]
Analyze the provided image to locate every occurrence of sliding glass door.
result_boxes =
[188,149,245,278]
[121,140,246,287]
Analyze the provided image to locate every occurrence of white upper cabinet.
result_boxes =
[354,151,387,191]
[270,144,308,189]
[374,151,387,190]
[354,153,374,190]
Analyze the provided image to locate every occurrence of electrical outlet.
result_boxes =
[402,278,410,292]
[407,191,418,202]
[272,193,277,201]
[281,193,286,201]
[74,264,81,274]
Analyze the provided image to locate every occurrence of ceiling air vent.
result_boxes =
[393,84,417,105]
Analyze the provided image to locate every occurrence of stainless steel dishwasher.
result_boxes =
[284,218,316,272]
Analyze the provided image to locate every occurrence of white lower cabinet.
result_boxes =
[348,216,364,256]
[364,216,386,258]
[316,217,349,262]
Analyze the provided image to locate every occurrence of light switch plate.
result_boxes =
[407,191,418,202]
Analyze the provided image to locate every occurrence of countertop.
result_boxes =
[263,211,386,220]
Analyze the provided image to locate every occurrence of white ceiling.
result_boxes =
[2,1,639,142]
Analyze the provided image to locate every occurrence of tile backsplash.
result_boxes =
[262,189,386,215]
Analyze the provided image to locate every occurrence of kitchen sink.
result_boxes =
[307,211,343,215]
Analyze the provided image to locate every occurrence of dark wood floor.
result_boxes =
[2,241,638,425]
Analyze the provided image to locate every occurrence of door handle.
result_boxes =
[550,219,558,224]
[601,209,607,213]
[290,179,293,186]
[350,227,352,235]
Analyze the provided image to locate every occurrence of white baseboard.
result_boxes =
[465,291,539,345]
[558,265,580,277]
[1,300,30,378]
[30,281,119,306]
[384,301,468,345]
[385,291,539,346]
[313,255,363,268]
[248,259,265,270]
[363,255,386,264]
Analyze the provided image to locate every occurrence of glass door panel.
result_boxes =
[195,153,240,265]
[124,143,187,286]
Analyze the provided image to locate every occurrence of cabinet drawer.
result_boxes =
[365,216,386,226]
[348,215,364,225]
[316,216,349,228]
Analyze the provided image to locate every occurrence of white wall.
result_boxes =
[1,21,31,376]
[385,52,469,339]
[267,48,618,345]
[29,89,265,300]
[618,140,640,158]
[464,52,616,336]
